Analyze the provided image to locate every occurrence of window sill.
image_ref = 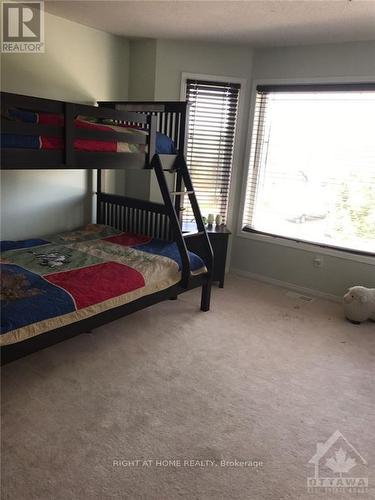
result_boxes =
[237,229,375,266]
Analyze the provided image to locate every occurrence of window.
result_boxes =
[184,78,241,223]
[242,84,375,255]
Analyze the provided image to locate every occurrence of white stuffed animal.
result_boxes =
[343,286,375,324]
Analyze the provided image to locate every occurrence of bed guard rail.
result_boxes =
[1,92,157,169]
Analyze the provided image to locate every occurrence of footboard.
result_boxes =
[97,192,173,240]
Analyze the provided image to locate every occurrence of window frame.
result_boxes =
[180,72,247,231]
[238,77,375,266]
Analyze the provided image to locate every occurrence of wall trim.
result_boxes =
[230,267,342,303]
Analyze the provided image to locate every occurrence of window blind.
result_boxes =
[184,79,241,223]
[242,84,375,255]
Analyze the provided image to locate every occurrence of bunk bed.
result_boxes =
[0,92,213,364]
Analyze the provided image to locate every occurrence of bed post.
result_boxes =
[175,101,189,223]
[200,281,212,312]
[96,169,102,224]
[64,103,75,166]
[146,115,157,166]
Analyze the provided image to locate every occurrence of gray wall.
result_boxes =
[1,11,129,240]
[154,39,253,100]
[231,41,375,297]
[152,40,254,209]
[252,41,375,80]
[129,39,157,100]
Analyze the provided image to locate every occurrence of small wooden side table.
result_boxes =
[182,222,231,288]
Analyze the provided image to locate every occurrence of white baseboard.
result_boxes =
[230,267,341,303]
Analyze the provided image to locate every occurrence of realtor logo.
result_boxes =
[1,1,44,53]
[307,430,368,495]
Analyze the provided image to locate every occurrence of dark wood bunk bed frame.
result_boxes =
[1,92,213,364]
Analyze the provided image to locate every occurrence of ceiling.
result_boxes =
[45,0,375,47]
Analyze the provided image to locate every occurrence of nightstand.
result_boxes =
[182,222,231,288]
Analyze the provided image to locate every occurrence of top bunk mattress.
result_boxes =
[0,224,206,346]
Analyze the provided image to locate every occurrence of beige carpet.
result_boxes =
[1,275,374,500]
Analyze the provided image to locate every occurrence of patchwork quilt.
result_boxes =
[0,224,206,346]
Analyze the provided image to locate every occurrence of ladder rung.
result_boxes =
[170,190,194,195]
[183,231,205,239]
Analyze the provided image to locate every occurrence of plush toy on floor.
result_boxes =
[343,286,375,324]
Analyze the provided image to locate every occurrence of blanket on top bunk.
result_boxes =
[1,108,176,154]
[0,224,205,346]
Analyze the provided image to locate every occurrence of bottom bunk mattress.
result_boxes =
[0,224,206,346]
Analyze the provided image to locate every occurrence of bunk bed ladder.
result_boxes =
[152,154,191,289]
[177,154,214,311]
[151,154,214,311]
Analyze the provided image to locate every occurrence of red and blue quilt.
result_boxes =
[1,108,176,154]
[1,224,206,346]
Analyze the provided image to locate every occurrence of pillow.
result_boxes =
[156,132,176,154]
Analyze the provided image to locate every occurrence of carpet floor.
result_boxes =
[1,274,374,500]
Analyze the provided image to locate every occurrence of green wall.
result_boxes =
[154,39,253,100]
[129,39,254,207]
[231,41,375,297]
[1,11,129,240]
[129,39,157,100]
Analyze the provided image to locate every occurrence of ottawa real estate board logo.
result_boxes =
[1,1,44,53]
[307,430,368,495]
